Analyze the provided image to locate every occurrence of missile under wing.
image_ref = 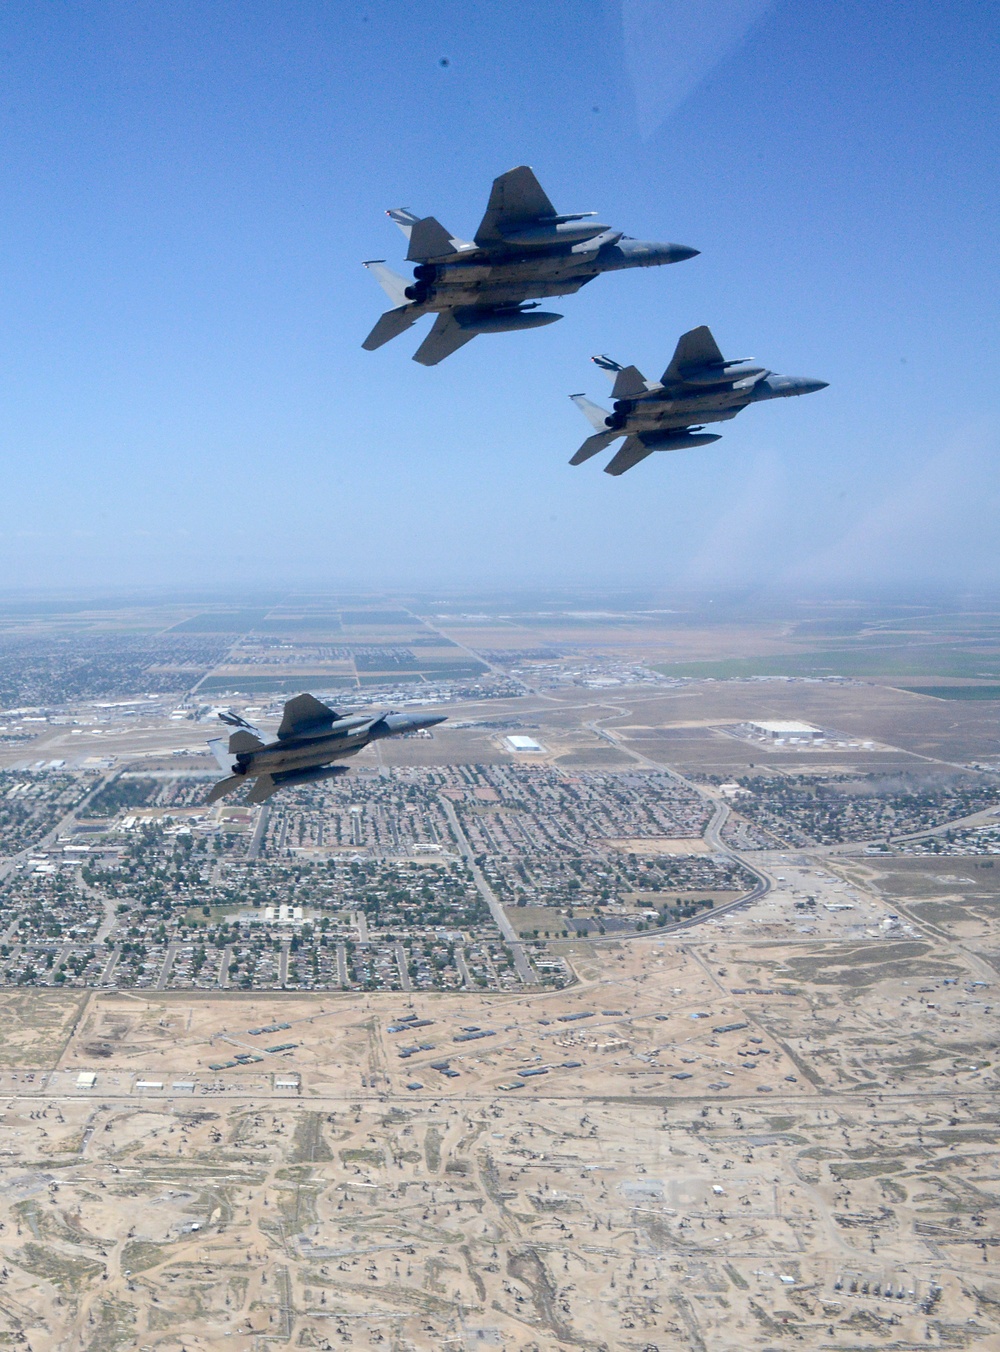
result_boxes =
[362,166,697,365]
[569,326,828,476]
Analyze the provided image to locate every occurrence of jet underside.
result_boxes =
[624,390,751,431]
[238,730,367,776]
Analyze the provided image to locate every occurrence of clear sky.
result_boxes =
[0,0,997,594]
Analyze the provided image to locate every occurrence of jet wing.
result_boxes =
[277,693,339,740]
[412,313,477,366]
[604,435,656,476]
[661,325,724,384]
[474,166,557,246]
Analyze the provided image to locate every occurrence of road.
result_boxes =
[455,947,472,988]
[98,947,121,985]
[394,941,412,991]
[247,804,270,859]
[155,942,179,990]
[0,771,113,896]
[441,798,536,984]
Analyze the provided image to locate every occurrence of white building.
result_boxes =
[748,720,824,742]
[505,735,543,753]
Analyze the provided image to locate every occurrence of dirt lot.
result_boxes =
[0,884,995,1350]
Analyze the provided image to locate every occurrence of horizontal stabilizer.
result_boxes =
[362,304,422,352]
[610,364,650,400]
[206,774,245,804]
[662,325,724,384]
[605,435,655,477]
[570,393,612,432]
[246,775,278,805]
[386,207,420,240]
[475,165,557,245]
[278,692,338,740]
[570,429,620,465]
[363,260,410,307]
[406,215,463,262]
[412,313,477,366]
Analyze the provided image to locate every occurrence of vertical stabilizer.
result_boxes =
[570,393,612,431]
[363,260,410,308]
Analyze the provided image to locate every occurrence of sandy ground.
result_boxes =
[0,880,996,1351]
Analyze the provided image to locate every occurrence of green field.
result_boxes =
[654,646,1000,681]
[250,617,344,634]
[197,674,356,693]
[168,611,270,633]
[896,685,1000,700]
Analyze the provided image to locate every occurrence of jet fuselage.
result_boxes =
[234,711,445,779]
[405,238,693,312]
[207,701,447,804]
[607,373,829,437]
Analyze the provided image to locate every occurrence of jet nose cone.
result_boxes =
[802,379,830,393]
[383,710,447,735]
[415,712,448,729]
[671,244,700,262]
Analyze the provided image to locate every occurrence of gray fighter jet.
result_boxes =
[206,694,446,805]
[569,326,828,476]
[362,165,698,366]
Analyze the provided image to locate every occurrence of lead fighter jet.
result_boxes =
[206,694,446,805]
[569,326,828,476]
[362,165,698,366]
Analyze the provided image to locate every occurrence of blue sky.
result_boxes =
[0,0,997,592]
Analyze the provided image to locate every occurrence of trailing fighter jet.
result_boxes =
[569,326,828,476]
[206,694,446,805]
[362,165,698,366]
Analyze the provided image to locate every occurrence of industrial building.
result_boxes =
[505,734,543,753]
[748,720,824,742]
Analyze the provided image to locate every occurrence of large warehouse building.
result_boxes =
[748,720,825,741]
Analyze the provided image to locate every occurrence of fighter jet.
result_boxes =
[569,326,828,476]
[362,165,698,366]
[206,694,446,805]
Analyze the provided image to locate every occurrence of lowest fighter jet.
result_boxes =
[206,694,446,805]
[569,326,828,476]
[362,165,698,365]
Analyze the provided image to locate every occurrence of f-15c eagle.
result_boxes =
[362,165,698,366]
[207,694,445,805]
[569,326,828,476]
